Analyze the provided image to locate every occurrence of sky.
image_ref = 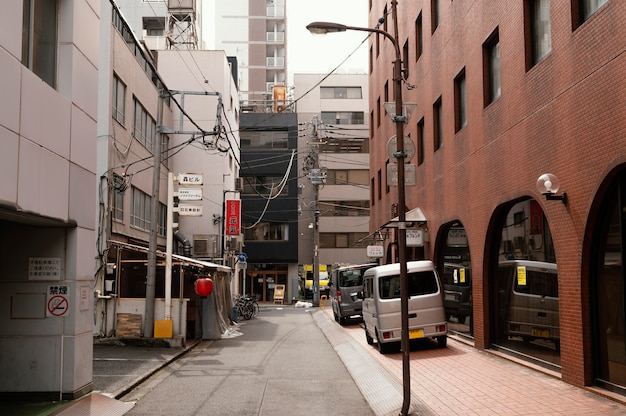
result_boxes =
[286,0,369,84]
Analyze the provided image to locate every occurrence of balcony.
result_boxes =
[266,32,285,42]
[266,57,285,67]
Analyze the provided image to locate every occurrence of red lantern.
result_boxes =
[194,278,213,297]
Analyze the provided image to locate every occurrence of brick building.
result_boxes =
[367,0,625,395]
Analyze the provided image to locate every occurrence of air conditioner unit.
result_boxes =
[193,234,219,257]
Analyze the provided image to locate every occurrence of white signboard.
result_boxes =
[367,245,384,258]
[387,164,416,186]
[178,173,203,185]
[406,229,424,247]
[29,257,61,281]
[178,188,203,201]
[178,204,203,216]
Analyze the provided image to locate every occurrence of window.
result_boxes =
[133,98,156,152]
[326,170,369,186]
[240,130,288,150]
[483,29,501,106]
[403,40,410,77]
[417,118,425,165]
[380,271,439,299]
[384,81,389,103]
[454,69,467,132]
[431,0,440,33]
[113,75,126,125]
[525,0,552,68]
[319,201,369,217]
[241,176,287,196]
[321,112,365,125]
[112,174,125,222]
[416,13,423,60]
[243,222,289,241]
[320,137,369,153]
[371,177,375,206]
[433,97,443,151]
[320,232,368,248]
[573,0,608,27]
[22,0,58,88]
[385,159,390,194]
[158,203,166,237]
[377,169,382,201]
[320,87,362,99]
[377,97,382,127]
[131,187,151,230]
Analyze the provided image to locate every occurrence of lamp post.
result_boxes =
[308,2,412,414]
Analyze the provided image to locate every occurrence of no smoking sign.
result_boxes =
[47,285,70,318]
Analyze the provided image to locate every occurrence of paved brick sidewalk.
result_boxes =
[321,308,626,416]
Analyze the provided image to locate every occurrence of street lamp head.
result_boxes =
[306,21,348,35]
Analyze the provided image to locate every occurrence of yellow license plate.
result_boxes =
[409,329,424,339]
[531,328,549,338]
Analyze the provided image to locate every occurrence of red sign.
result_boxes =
[530,199,544,235]
[226,200,241,236]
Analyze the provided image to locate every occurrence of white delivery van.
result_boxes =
[361,261,447,354]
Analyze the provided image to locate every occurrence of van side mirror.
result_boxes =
[357,291,364,300]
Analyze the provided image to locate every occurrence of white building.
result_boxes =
[0,0,98,399]
[294,73,372,267]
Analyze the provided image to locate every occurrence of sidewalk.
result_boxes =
[314,306,626,416]
[3,304,626,415]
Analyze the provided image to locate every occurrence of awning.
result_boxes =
[382,207,427,228]
[108,240,231,273]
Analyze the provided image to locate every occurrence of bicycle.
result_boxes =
[234,294,259,320]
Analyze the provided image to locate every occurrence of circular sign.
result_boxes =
[48,295,69,317]
[386,135,415,161]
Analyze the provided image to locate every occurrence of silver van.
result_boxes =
[497,260,559,349]
[361,261,447,354]
[329,263,377,324]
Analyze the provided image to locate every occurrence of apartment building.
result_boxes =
[368,0,625,395]
[207,0,287,112]
[98,1,240,341]
[295,73,373,270]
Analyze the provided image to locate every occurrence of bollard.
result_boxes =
[320,295,327,309]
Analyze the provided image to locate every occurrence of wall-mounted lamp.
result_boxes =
[537,173,567,204]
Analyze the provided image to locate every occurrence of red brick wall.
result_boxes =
[368,0,626,388]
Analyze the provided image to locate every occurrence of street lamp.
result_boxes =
[308,2,413,414]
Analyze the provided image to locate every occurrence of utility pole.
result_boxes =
[306,117,325,307]
[144,89,167,338]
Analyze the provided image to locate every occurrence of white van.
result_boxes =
[361,261,447,354]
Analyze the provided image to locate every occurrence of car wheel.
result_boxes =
[365,326,374,345]
[437,335,447,348]
[377,331,391,354]
[458,315,467,324]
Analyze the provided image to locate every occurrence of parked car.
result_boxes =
[360,261,447,354]
[443,262,472,324]
[329,263,377,324]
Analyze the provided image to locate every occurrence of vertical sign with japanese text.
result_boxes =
[226,200,241,236]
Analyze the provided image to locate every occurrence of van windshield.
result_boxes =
[338,269,365,287]
[380,271,439,299]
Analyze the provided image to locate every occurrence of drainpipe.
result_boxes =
[174,228,192,257]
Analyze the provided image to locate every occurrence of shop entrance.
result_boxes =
[243,264,288,302]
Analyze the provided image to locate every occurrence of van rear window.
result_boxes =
[514,268,558,297]
[338,269,365,287]
[380,271,439,299]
